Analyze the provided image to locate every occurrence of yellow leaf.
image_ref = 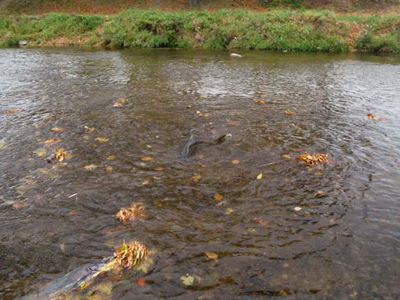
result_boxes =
[34,149,47,157]
[282,154,291,159]
[214,194,224,201]
[180,275,195,286]
[95,137,109,142]
[294,207,302,211]
[44,138,60,145]
[84,164,98,170]
[205,252,218,260]
[257,173,263,180]
[232,159,240,165]
[192,175,201,183]
[225,207,234,215]
[285,109,295,115]
[107,155,116,161]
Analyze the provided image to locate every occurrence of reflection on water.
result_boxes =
[0,48,400,299]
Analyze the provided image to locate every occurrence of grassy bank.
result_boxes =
[0,9,399,52]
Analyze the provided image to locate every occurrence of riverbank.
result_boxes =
[0,9,399,53]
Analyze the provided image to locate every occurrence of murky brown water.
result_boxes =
[0,48,399,299]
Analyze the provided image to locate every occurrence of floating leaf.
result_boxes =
[12,201,28,209]
[44,138,60,145]
[196,111,209,118]
[141,156,154,162]
[5,109,22,115]
[84,164,98,170]
[137,278,146,287]
[107,155,116,161]
[257,173,263,180]
[297,153,328,167]
[0,143,7,150]
[95,137,109,143]
[225,207,234,215]
[84,125,95,132]
[294,207,302,211]
[155,167,164,171]
[105,166,113,172]
[115,241,147,269]
[232,159,240,165]
[34,149,47,157]
[51,127,64,132]
[214,194,224,201]
[255,100,265,105]
[55,148,66,162]
[316,190,327,198]
[205,252,218,260]
[113,98,130,107]
[116,203,145,223]
[192,175,201,183]
[69,210,79,216]
[282,154,291,159]
[285,110,295,115]
[142,180,150,186]
[180,275,195,286]
[367,113,375,119]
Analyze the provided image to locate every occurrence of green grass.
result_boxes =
[0,9,399,52]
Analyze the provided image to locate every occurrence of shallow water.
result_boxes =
[0,48,399,299]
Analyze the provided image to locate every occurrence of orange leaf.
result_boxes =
[205,252,218,260]
[232,159,240,165]
[192,175,201,183]
[141,156,154,162]
[214,194,224,201]
[51,127,64,132]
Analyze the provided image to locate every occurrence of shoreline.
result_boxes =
[0,9,399,53]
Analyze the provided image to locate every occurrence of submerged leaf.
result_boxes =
[141,156,154,162]
[285,109,295,115]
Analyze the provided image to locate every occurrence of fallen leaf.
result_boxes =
[12,202,28,209]
[297,153,328,167]
[5,109,22,115]
[367,113,375,119]
[84,164,98,170]
[257,173,263,180]
[0,143,7,150]
[280,289,289,296]
[107,155,116,161]
[316,190,327,197]
[55,148,66,162]
[69,210,79,216]
[196,111,209,118]
[51,127,64,132]
[155,167,164,171]
[44,138,60,145]
[142,180,150,186]
[115,241,147,269]
[225,207,234,215]
[141,156,154,162]
[205,252,218,260]
[232,159,240,165]
[214,194,224,201]
[113,98,129,107]
[84,125,95,132]
[192,175,201,183]
[252,218,269,226]
[294,207,302,211]
[34,149,47,157]
[83,135,90,140]
[105,166,113,172]
[95,137,109,142]
[137,277,146,287]
[116,203,145,223]
[255,100,265,105]
[285,109,295,115]
[180,275,195,286]
[282,154,291,159]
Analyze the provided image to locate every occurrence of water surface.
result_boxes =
[0,48,399,299]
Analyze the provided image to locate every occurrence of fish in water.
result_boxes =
[20,256,113,300]
[180,133,232,158]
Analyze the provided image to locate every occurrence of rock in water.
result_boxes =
[19,40,28,46]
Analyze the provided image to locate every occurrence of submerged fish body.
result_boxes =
[20,257,113,300]
[180,133,231,158]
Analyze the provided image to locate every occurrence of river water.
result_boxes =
[0,48,399,299]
